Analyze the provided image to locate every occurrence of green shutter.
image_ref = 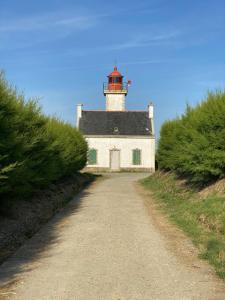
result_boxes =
[88,149,97,165]
[133,149,141,165]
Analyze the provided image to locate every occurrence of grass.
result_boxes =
[141,171,225,279]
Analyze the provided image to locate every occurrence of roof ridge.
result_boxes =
[83,110,147,112]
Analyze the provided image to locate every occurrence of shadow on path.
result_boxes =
[0,182,96,290]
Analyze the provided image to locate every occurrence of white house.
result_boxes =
[77,66,155,172]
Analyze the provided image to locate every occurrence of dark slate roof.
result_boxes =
[79,111,152,136]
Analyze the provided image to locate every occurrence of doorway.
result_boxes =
[110,150,120,171]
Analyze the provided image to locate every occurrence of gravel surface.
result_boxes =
[0,173,224,300]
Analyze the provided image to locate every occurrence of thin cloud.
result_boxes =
[106,31,180,51]
[0,6,180,54]
[120,59,168,66]
[73,30,181,55]
[0,5,156,34]
[0,12,105,33]
[0,11,105,51]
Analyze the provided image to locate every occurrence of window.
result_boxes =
[113,127,119,134]
[88,149,97,165]
[132,149,141,165]
[112,77,121,83]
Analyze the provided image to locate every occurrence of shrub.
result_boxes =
[0,72,87,201]
[157,91,225,184]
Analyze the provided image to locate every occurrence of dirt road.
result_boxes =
[0,173,224,299]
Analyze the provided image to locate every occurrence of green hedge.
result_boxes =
[0,72,87,200]
[157,91,225,184]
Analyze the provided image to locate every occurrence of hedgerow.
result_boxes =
[0,72,87,201]
[157,91,225,184]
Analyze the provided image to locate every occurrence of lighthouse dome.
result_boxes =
[108,66,123,78]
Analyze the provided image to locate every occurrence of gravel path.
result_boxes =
[0,173,224,300]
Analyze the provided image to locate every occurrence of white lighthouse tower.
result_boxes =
[103,66,128,111]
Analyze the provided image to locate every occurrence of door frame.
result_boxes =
[109,149,121,171]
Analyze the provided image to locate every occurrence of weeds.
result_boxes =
[141,172,225,279]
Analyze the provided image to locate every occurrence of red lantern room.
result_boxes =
[103,66,129,96]
[107,66,123,91]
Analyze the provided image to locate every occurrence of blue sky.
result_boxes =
[0,0,225,139]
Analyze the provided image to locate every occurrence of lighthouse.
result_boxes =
[77,66,155,172]
[103,66,128,111]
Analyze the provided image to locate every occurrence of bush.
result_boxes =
[0,72,87,201]
[157,91,225,184]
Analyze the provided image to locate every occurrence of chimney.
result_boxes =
[148,102,154,119]
[148,102,155,136]
[76,104,83,128]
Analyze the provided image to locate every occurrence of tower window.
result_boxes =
[132,149,141,165]
[88,149,97,165]
[112,77,121,83]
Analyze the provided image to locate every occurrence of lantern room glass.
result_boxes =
[109,77,122,84]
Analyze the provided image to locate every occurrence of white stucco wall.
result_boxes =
[105,94,125,111]
[85,136,155,171]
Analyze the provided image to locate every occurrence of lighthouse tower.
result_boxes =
[103,66,128,111]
